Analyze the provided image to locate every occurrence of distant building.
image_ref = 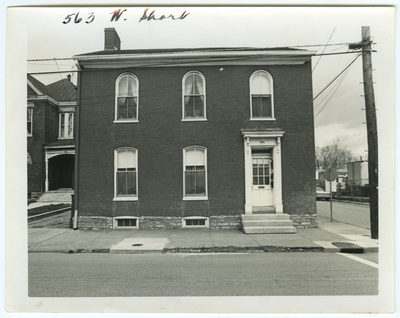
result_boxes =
[347,161,369,197]
[316,168,347,193]
[27,74,76,200]
[72,28,317,231]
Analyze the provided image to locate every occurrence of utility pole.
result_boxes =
[349,26,379,239]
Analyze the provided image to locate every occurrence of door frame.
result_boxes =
[241,129,284,214]
[44,147,75,192]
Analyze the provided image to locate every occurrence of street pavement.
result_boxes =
[28,210,378,254]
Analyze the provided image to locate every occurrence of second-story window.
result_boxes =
[115,73,138,122]
[59,113,74,139]
[250,70,274,120]
[27,108,33,136]
[182,71,206,120]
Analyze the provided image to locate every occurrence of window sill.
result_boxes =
[27,134,33,137]
[250,118,276,121]
[113,197,138,202]
[181,118,207,122]
[183,196,208,201]
[114,120,139,124]
[58,137,73,140]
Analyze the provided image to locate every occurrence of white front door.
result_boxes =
[251,153,273,207]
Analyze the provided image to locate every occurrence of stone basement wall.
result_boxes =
[77,215,241,230]
[290,214,318,228]
[210,215,241,230]
[78,216,113,230]
[139,216,181,230]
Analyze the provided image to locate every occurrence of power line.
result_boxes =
[27,46,361,63]
[313,53,362,101]
[314,68,349,119]
[312,26,337,73]
[27,50,365,77]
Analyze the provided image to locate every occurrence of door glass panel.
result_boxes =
[252,156,271,186]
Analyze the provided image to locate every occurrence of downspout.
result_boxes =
[73,63,81,230]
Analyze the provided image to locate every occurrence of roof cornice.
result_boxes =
[27,95,58,106]
[27,79,43,95]
[74,49,316,69]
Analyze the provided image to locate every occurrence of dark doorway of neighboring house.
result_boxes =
[48,154,74,190]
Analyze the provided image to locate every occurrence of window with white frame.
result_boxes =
[115,148,138,200]
[27,108,33,136]
[250,71,274,119]
[182,71,206,120]
[182,216,209,228]
[183,146,207,199]
[115,73,139,122]
[59,113,74,138]
[113,217,138,229]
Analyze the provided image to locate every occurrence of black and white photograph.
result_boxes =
[4,3,397,315]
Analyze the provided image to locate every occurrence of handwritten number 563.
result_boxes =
[63,12,95,24]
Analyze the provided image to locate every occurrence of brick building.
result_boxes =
[27,74,76,200]
[72,28,317,232]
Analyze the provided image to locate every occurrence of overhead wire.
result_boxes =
[314,68,350,119]
[313,53,361,101]
[54,58,72,102]
[312,26,337,73]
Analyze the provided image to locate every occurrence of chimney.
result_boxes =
[67,74,71,82]
[104,28,121,51]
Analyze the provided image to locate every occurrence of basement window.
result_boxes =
[113,217,138,229]
[182,217,209,228]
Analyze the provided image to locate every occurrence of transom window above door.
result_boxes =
[182,71,206,121]
[250,70,274,120]
[115,73,139,122]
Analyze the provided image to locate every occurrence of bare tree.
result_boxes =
[316,139,355,169]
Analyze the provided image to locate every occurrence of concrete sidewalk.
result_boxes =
[28,216,378,254]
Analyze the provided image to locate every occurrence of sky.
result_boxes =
[16,6,394,160]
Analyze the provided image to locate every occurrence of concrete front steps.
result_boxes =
[241,213,297,234]
[36,189,74,203]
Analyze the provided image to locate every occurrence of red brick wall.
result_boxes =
[77,63,316,218]
[27,101,47,193]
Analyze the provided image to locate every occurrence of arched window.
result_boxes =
[115,73,139,122]
[250,71,274,119]
[114,147,138,200]
[182,71,206,120]
[183,146,208,199]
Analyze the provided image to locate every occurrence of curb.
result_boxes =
[28,245,378,254]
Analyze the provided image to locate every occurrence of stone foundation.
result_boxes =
[77,215,242,230]
[290,214,318,228]
[209,215,241,230]
[77,214,314,230]
[139,216,182,230]
[78,216,113,230]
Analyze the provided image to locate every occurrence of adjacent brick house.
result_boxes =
[73,28,317,232]
[27,74,76,199]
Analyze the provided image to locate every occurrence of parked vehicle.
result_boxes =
[316,187,330,201]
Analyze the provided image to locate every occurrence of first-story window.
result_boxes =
[115,148,138,200]
[183,146,207,199]
[27,108,33,136]
[59,113,74,138]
